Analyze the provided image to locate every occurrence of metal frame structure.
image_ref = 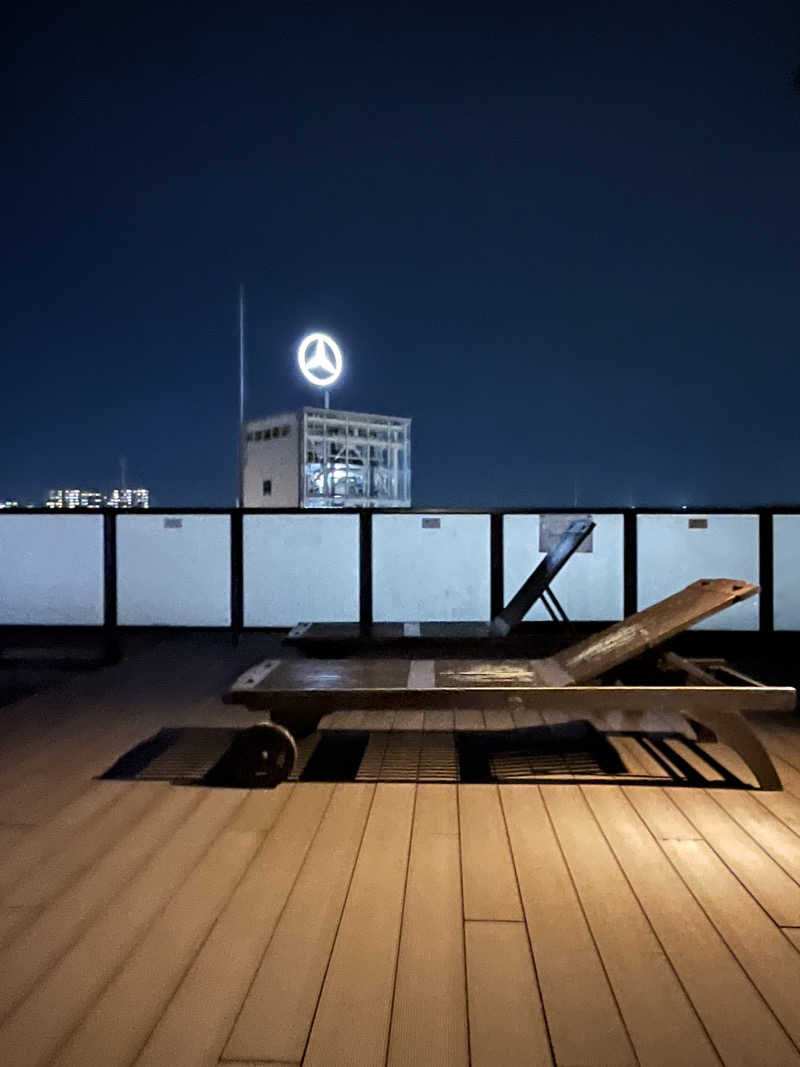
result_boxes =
[300,408,410,509]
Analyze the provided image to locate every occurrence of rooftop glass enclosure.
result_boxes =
[301,408,411,508]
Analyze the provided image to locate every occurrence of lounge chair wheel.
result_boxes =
[230,722,297,788]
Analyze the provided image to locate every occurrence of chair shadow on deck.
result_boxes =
[99,720,756,789]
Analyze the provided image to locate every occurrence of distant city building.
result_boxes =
[242,407,411,508]
[0,500,20,509]
[47,489,103,509]
[46,488,150,509]
[107,488,150,509]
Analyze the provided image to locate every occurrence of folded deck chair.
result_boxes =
[285,517,595,652]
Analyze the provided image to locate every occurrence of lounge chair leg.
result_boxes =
[686,708,782,791]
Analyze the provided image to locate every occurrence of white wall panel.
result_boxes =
[773,515,800,630]
[117,515,231,626]
[637,514,759,630]
[372,514,490,622]
[0,515,104,624]
[504,514,624,621]
[244,514,359,626]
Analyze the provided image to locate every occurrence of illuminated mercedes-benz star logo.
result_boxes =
[297,333,343,388]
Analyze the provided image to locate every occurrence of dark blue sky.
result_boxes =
[3,3,798,507]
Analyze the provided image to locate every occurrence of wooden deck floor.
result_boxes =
[1,635,800,1066]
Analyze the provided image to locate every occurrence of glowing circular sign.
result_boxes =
[297,332,343,388]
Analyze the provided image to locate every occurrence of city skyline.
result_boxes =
[3,6,799,509]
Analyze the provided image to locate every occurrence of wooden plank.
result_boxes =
[329,710,368,729]
[0,826,27,852]
[133,783,334,1067]
[355,732,390,780]
[3,782,170,906]
[786,929,800,951]
[765,726,800,772]
[223,784,374,1065]
[0,781,134,897]
[543,785,719,1066]
[501,786,636,1066]
[50,826,266,1067]
[760,729,800,791]
[586,785,799,1065]
[464,921,552,1067]
[483,708,515,729]
[663,738,725,783]
[0,656,236,813]
[423,709,453,731]
[365,709,395,731]
[453,709,484,730]
[408,660,435,689]
[553,578,759,683]
[302,784,415,1067]
[0,785,201,1021]
[611,735,669,777]
[459,785,522,921]
[226,785,295,831]
[663,837,800,1054]
[622,786,702,840]
[387,788,468,1067]
[699,740,759,787]
[753,787,800,837]
[380,729,422,782]
[0,907,40,950]
[392,710,424,731]
[263,680,794,714]
[0,728,149,826]
[413,783,457,837]
[711,790,800,885]
[418,731,458,781]
[0,788,246,1067]
[669,788,800,925]
[53,790,291,1067]
[509,707,545,728]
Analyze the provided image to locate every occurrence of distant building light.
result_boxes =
[44,487,150,509]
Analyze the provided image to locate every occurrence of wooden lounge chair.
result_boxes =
[226,579,795,790]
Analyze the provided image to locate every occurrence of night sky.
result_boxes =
[3,3,798,509]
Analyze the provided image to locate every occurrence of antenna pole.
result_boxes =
[238,284,245,507]
[120,456,127,492]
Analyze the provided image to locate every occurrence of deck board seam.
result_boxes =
[43,787,259,1067]
[213,785,336,1064]
[383,783,419,1067]
[129,781,297,1067]
[535,784,641,1066]
[708,791,800,892]
[660,785,797,924]
[292,781,379,1062]
[679,787,800,918]
[576,784,725,1065]
[498,782,557,1067]
[0,785,203,1026]
[622,786,800,1058]
[455,781,473,1067]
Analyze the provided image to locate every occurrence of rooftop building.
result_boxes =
[242,406,411,509]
